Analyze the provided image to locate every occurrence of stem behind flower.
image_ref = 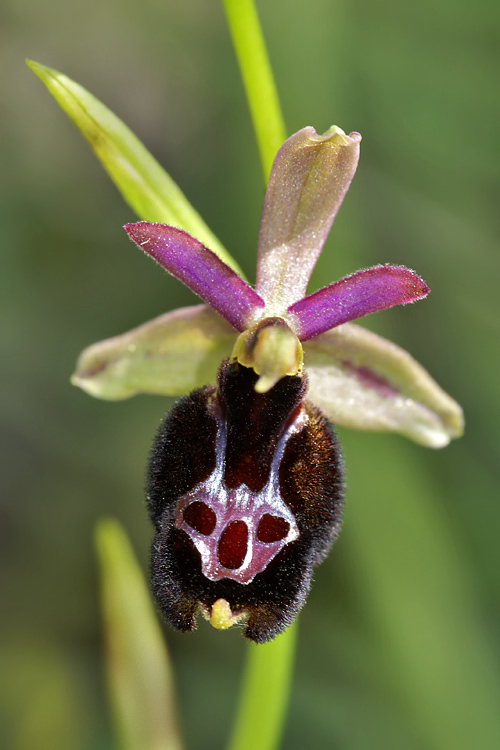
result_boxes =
[223,0,286,180]
[222,1,296,749]
[226,625,297,750]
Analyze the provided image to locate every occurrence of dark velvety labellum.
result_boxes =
[147,386,218,531]
[147,359,344,643]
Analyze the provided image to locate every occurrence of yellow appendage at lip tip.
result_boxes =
[209,599,243,630]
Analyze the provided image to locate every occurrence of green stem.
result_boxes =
[223,0,287,180]
[226,624,298,750]
[222,3,296,747]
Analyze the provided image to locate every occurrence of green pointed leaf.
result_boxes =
[96,518,183,750]
[304,323,464,447]
[26,59,242,276]
[72,305,236,399]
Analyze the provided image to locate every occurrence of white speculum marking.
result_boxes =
[175,409,307,584]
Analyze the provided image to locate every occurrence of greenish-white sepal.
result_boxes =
[304,323,464,448]
[72,305,236,399]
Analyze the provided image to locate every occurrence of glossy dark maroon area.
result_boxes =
[183,501,217,536]
[218,362,306,492]
[147,360,344,643]
[257,514,290,543]
[217,521,248,569]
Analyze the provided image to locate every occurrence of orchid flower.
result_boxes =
[70,126,463,641]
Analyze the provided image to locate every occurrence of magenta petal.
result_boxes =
[125,222,265,331]
[287,265,430,341]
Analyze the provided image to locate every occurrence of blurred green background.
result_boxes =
[1,0,499,747]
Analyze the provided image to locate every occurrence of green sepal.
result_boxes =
[72,305,236,399]
[304,323,464,448]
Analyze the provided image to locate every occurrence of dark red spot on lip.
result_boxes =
[183,501,217,536]
[218,521,248,569]
[256,514,290,543]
